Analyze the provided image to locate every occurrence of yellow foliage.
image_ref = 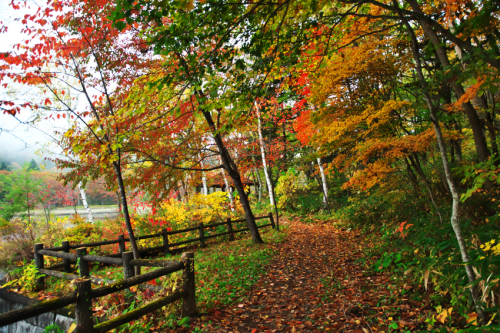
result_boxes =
[131,192,234,247]
[189,192,233,224]
[480,239,500,255]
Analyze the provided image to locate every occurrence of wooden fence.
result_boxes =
[42,212,276,262]
[0,251,194,333]
[0,213,276,332]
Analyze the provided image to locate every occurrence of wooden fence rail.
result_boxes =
[0,213,276,332]
[42,212,276,259]
[33,213,275,290]
[0,252,194,333]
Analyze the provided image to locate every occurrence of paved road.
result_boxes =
[33,206,152,220]
[34,207,120,220]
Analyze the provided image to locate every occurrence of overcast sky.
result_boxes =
[0,0,66,167]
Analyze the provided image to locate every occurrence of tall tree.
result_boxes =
[0,0,160,266]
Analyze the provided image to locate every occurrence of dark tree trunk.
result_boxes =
[407,0,490,162]
[404,158,419,194]
[202,110,263,243]
[112,161,141,274]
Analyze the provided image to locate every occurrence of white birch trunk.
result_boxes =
[395,6,487,324]
[256,106,275,206]
[199,158,208,195]
[78,182,93,223]
[317,157,329,206]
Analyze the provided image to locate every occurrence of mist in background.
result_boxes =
[0,1,65,172]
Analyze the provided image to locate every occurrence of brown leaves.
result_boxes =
[186,218,427,332]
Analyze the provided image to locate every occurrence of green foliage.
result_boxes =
[373,252,404,272]
[275,169,300,210]
[460,157,500,202]
[0,163,42,222]
[0,172,13,201]
[0,218,42,260]
[42,324,64,333]
[295,194,323,214]
[340,189,500,328]
[3,263,45,292]
[276,169,323,214]
[28,159,40,171]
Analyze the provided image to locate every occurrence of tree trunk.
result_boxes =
[404,158,420,195]
[178,181,186,202]
[408,155,443,224]
[394,4,487,324]
[256,106,275,206]
[406,0,490,162]
[255,168,263,201]
[117,190,121,211]
[199,158,209,195]
[112,161,141,275]
[78,182,93,223]
[202,110,263,243]
[317,157,330,212]
[252,157,263,202]
[184,174,190,203]
[219,157,235,212]
[251,168,261,202]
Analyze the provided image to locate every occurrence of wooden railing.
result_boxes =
[0,252,195,333]
[0,213,276,332]
[42,212,276,263]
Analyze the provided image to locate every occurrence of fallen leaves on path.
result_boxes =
[187,219,429,332]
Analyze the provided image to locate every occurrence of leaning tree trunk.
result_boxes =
[406,0,490,162]
[219,157,235,212]
[202,110,263,243]
[78,182,93,223]
[394,3,487,324]
[407,155,443,224]
[256,106,275,206]
[112,160,141,275]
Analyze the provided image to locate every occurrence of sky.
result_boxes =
[0,0,65,168]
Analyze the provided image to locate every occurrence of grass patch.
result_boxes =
[157,226,287,312]
[9,226,288,332]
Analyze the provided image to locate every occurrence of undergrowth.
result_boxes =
[3,225,287,332]
[330,192,500,332]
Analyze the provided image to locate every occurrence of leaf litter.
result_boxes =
[187,218,430,332]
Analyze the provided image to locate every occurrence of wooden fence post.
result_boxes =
[198,223,206,248]
[62,241,71,273]
[181,252,196,316]
[269,212,278,231]
[122,251,135,280]
[162,229,170,255]
[226,218,235,241]
[118,235,125,254]
[34,243,44,290]
[75,279,94,333]
[76,248,89,278]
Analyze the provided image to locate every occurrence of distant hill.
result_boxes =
[0,145,56,171]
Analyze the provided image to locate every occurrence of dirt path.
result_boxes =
[188,218,428,332]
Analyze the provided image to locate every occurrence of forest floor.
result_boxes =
[186,217,431,333]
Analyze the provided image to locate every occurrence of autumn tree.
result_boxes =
[0,0,162,265]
